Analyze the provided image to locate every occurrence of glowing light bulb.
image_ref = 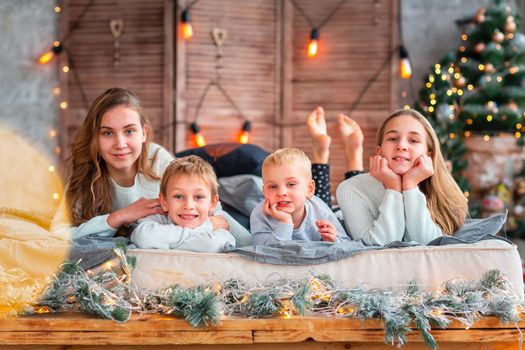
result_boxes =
[399,45,412,79]
[308,28,319,58]
[181,9,193,40]
[191,122,206,147]
[38,42,63,65]
[239,120,252,144]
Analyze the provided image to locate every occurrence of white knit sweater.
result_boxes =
[335,173,443,245]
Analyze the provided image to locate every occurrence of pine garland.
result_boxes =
[17,245,524,349]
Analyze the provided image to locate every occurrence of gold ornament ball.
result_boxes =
[492,30,505,43]
[507,101,518,111]
[454,76,466,88]
[474,7,486,23]
[505,17,517,33]
[474,42,486,53]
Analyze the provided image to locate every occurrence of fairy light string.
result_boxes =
[9,244,522,349]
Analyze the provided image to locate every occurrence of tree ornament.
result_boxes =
[493,30,505,43]
[507,101,518,111]
[485,63,496,73]
[474,7,486,23]
[454,75,466,88]
[505,17,517,33]
[474,42,486,53]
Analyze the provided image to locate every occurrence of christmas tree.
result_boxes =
[417,0,524,197]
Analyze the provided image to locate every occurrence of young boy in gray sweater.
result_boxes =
[250,148,350,245]
[131,155,235,252]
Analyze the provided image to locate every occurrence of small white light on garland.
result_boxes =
[190,122,206,147]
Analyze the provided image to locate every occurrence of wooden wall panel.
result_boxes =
[59,0,399,199]
[282,0,398,193]
[177,0,280,152]
[59,0,173,160]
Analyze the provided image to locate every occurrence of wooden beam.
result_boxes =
[162,0,175,152]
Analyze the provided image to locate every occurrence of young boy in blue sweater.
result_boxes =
[250,148,350,245]
[131,155,235,252]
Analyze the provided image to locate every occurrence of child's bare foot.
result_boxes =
[337,114,364,171]
[307,107,331,164]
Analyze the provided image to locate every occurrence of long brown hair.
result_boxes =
[65,87,158,226]
[376,109,469,234]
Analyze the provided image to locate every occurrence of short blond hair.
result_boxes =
[262,148,312,179]
[160,155,219,196]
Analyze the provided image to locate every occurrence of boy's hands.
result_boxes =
[263,199,293,225]
[108,197,163,229]
[210,215,230,231]
[402,155,434,190]
[316,220,337,242]
[369,155,402,192]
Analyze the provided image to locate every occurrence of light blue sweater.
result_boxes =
[250,195,350,245]
[131,215,235,252]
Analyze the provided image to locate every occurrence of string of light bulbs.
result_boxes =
[180,4,253,147]
[290,0,347,59]
[38,0,93,200]
[38,0,96,65]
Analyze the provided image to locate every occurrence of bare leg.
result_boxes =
[337,114,364,171]
[306,106,331,164]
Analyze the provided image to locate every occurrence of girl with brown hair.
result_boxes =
[52,87,251,246]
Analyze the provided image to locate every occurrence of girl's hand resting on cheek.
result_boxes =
[107,197,164,229]
[210,215,229,231]
[369,155,402,192]
[263,199,293,225]
[402,155,434,190]
[316,220,337,242]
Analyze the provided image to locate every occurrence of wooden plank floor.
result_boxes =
[1,314,524,349]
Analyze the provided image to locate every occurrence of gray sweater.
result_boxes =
[131,215,235,252]
[250,195,350,245]
[336,173,443,245]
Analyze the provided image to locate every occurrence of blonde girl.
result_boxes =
[51,87,251,246]
[336,109,468,245]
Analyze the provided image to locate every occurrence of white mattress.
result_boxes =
[129,240,524,298]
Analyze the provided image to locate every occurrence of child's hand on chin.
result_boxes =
[369,155,402,192]
[263,199,293,225]
[210,215,229,231]
[402,155,434,190]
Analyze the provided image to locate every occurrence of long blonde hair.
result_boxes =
[376,109,469,234]
[65,87,158,226]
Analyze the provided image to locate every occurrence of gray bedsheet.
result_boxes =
[70,213,509,269]
[228,213,510,265]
